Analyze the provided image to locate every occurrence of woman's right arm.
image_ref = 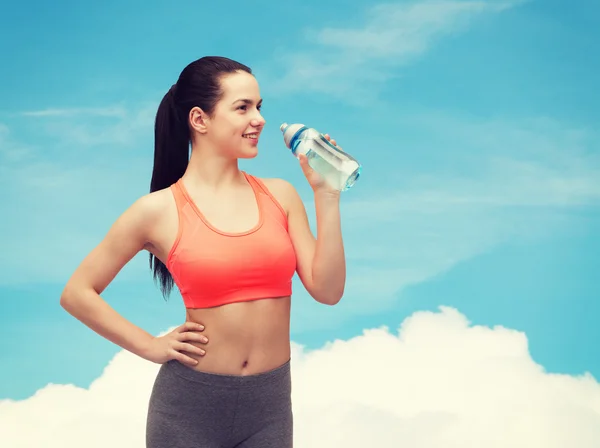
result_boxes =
[59,195,205,366]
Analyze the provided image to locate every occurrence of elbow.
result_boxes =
[304,271,346,305]
[60,283,81,312]
[59,287,73,311]
[313,287,345,306]
[319,295,343,306]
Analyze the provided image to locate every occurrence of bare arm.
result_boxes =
[311,190,346,303]
[282,182,346,305]
[59,194,205,365]
[60,196,157,359]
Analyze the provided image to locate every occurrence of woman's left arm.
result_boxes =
[281,134,347,305]
[283,185,346,305]
[310,189,346,304]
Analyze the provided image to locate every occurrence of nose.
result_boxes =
[251,112,266,128]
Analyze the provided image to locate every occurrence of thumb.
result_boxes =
[298,154,313,176]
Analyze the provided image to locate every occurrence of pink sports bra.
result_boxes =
[166,172,297,308]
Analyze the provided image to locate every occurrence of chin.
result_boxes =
[229,138,259,159]
[238,145,259,159]
[235,151,258,160]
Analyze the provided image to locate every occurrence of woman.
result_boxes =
[60,56,346,447]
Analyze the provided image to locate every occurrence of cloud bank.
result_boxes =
[2,307,599,447]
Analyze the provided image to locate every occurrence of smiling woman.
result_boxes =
[59,56,348,448]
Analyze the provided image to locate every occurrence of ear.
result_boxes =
[189,107,209,134]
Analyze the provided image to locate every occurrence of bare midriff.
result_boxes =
[184,296,292,376]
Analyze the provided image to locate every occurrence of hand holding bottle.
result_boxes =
[280,123,361,192]
[298,133,341,194]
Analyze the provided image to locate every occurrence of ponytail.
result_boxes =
[149,84,190,298]
[150,84,190,193]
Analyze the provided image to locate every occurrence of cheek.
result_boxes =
[209,115,243,142]
[214,126,236,141]
[223,119,242,137]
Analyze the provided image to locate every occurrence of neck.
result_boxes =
[182,141,245,191]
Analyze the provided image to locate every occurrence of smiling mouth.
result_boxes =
[242,133,258,139]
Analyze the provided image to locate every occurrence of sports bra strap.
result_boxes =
[170,180,188,209]
[246,174,288,220]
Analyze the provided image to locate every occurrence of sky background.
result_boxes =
[1,0,600,446]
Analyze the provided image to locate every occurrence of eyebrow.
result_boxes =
[233,98,263,105]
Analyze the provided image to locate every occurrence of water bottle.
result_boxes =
[280,123,361,191]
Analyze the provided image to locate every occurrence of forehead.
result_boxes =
[219,71,261,99]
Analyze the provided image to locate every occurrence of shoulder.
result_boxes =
[259,177,296,196]
[121,186,176,233]
[254,176,304,213]
[133,187,174,215]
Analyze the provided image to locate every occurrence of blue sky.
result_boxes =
[1,0,599,408]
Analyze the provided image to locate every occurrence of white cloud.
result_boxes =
[7,103,156,154]
[266,0,525,99]
[32,103,155,148]
[19,106,127,118]
[2,307,600,447]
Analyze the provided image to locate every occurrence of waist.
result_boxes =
[184,296,292,375]
[164,357,292,388]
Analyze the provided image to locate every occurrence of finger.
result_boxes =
[177,342,206,357]
[323,133,331,140]
[182,321,205,332]
[178,331,209,344]
[170,349,199,366]
[330,139,337,146]
[177,322,191,332]
[298,154,313,176]
[298,153,310,168]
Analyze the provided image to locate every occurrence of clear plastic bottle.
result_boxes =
[280,123,362,191]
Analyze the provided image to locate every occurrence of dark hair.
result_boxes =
[149,56,253,298]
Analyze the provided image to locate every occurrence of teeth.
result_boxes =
[243,133,258,139]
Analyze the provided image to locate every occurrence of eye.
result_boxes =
[237,104,262,112]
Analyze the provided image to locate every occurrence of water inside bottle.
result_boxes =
[295,134,360,191]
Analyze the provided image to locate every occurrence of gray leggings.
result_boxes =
[146,359,293,448]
